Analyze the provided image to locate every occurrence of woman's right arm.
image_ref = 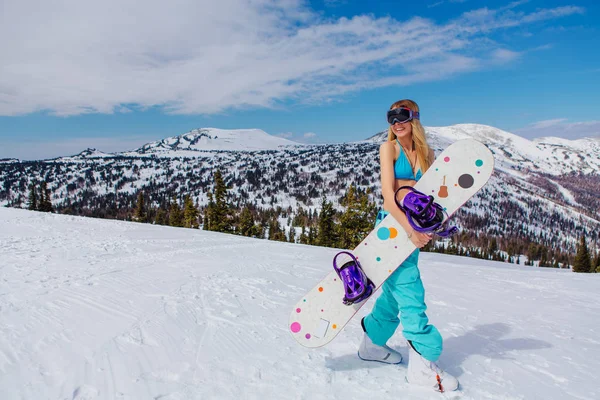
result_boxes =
[380,142,432,248]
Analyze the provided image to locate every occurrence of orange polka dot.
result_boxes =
[332,324,337,329]
[318,287,324,292]
[389,228,398,238]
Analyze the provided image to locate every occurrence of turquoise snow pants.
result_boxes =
[363,210,443,362]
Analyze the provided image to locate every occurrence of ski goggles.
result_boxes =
[387,107,420,125]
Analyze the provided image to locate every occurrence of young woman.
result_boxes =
[357,99,459,392]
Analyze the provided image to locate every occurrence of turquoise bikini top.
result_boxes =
[394,139,422,181]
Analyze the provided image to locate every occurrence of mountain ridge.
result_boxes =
[126,127,302,155]
[7,125,600,176]
[1,123,598,259]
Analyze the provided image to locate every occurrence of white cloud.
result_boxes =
[276,132,294,139]
[273,131,317,143]
[0,0,586,117]
[528,119,568,129]
[428,0,468,8]
[491,48,521,63]
[428,1,446,8]
[515,119,600,140]
[531,44,553,51]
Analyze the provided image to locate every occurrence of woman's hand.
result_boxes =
[408,229,432,248]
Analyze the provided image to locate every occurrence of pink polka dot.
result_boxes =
[444,156,450,162]
[290,322,301,333]
[305,333,311,339]
[296,308,301,313]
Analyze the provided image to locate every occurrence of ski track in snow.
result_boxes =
[1,208,599,400]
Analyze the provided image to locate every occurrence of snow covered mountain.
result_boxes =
[1,207,598,400]
[1,124,599,257]
[127,128,302,156]
[368,124,600,175]
[44,125,600,175]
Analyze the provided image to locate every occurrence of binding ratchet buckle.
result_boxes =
[333,251,375,306]
[395,186,458,237]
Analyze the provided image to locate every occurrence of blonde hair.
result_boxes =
[387,99,432,173]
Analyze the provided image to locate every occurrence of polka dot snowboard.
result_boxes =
[289,139,494,348]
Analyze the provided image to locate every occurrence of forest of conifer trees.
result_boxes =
[3,144,599,274]
[33,168,592,273]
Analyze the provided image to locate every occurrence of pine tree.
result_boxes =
[506,241,517,264]
[293,207,308,226]
[134,192,147,222]
[28,184,38,211]
[308,225,316,245]
[38,182,45,211]
[316,196,337,248]
[337,185,376,249]
[594,252,600,273]
[38,181,54,212]
[169,196,184,227]
[299,226,309,244]
[539,247,549,268]
[288,225,296,243]
[238,206,256,237]
[183,195,199,228]
[206,170,232,233]
[268,217,286,242]
[527,243,538,266]
[45,182,54,212]
[155,208,168,225]
[488,237,498,259]
[203,193,215,231]
[573,234,592,273]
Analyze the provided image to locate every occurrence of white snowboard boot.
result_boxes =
[357,319,402,364]
[406,341,459,392]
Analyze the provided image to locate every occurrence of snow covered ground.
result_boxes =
[1,208,598,400]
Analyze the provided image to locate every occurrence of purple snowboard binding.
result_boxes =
[333,251,375,306]
[395,186,458,237]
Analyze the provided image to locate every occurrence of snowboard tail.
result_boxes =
[289,139,494,348]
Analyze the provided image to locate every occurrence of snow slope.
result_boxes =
[1,208,599,400]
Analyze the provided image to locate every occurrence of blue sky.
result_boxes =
[1,0,599,160]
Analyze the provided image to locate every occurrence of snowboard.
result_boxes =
[289,139,494,348]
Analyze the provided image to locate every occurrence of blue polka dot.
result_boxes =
[377,227,390,240]
[376,257,381,262]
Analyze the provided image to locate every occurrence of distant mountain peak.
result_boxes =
[133,127,302,155]
[76,148,111,158]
